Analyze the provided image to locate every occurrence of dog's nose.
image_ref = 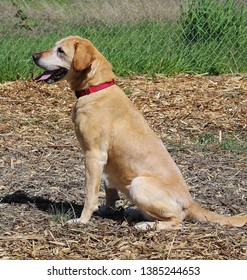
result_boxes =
[32,52,41,62]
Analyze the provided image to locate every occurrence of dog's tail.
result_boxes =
[187,202,247,227]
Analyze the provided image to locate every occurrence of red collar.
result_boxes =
[75,80,115,98]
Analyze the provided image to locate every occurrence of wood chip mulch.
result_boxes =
[0,74,246,260]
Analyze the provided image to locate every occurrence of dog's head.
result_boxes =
[33,36,96,84]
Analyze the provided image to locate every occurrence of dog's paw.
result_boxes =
[134,222,156,231]
[134,221,181,231]
[65,218,86,225]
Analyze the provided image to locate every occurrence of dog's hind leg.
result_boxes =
[129,176,182,231]
[106,187,120,206]
[104,179,120,209]
[99,180,121,216]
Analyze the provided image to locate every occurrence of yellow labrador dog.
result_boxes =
[33,36,247,230]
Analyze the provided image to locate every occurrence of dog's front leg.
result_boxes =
[67,150,107,225]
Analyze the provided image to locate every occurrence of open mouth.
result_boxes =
[34,68,68,84]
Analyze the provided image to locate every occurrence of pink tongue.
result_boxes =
[35,71,52,82]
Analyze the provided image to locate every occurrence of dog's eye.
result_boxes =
[57,47,65,55]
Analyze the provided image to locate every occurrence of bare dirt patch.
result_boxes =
[0,75,246,259]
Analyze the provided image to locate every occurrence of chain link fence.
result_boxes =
[0,0,246,81]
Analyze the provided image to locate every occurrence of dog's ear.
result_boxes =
[73,42,94,71]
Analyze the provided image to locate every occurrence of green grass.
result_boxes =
[219,138,247,151]
[0,0,247,81]
[181,0,243,42]
[1,21,246,82]
[49,204,74,224]
[167,133,247,154]
[197,133,247,151]
[179,0,247,75]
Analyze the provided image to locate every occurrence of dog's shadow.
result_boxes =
[0,190,82,218]
[0,190,140,223]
